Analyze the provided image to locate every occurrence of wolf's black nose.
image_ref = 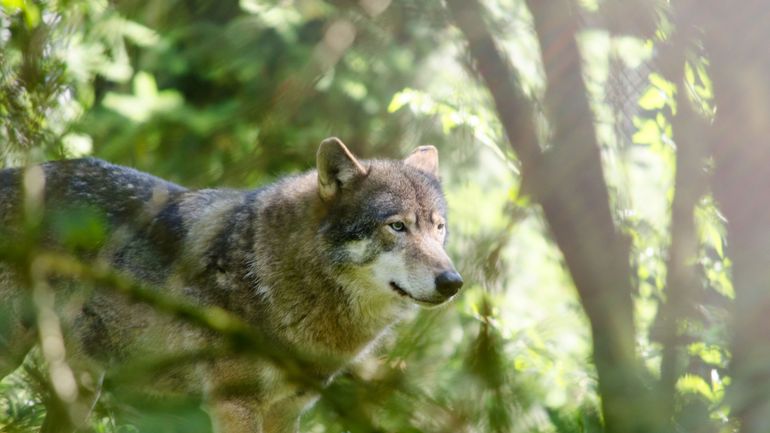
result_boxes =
[435,271,463,297]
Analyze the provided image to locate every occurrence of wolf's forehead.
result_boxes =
[365,163,446,216]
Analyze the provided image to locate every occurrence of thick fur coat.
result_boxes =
[0,138,462,433]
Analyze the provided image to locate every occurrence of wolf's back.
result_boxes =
[1,158,186,225]
[0,165,23,225]
[0,157,198,294]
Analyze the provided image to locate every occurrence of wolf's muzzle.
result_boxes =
[435,271,463,298]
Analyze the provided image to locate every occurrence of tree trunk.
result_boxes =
[446,1,663,431]
[701,2,770,432]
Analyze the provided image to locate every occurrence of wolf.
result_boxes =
[0,137,463,433]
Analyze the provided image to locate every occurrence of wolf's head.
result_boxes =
[317,137,463,307]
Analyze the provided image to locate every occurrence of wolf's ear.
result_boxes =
[404,145,439,177]
[317,137,368,201]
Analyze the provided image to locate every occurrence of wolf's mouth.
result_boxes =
[390,281,410,297]
[390,281,443,306]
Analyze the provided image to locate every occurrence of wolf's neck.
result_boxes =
[185,177,409,361]
[249,182,411,358]
[268,278,410,359]
[253,237,409,357]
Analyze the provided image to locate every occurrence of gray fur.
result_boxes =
[0,138,461,433]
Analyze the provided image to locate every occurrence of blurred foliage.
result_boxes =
[0,0,746,432]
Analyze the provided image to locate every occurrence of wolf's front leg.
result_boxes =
[262,394,316,433]
[206,359,265,433]
[210,398,263,433]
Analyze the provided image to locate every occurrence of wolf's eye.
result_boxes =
[437,223,445,231]
[389,221,406,232]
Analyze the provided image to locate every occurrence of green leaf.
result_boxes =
[677,374,716,402]
[688,343,724,366]
[638,87,667,110]
[134,71,158,98]
[649,72,676,97]
[387,89,414,113]
[119,18,160,46]
[0,0,24,9]
[103,72,182,122]
[22,1,39,28]
[632,119,660,145]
